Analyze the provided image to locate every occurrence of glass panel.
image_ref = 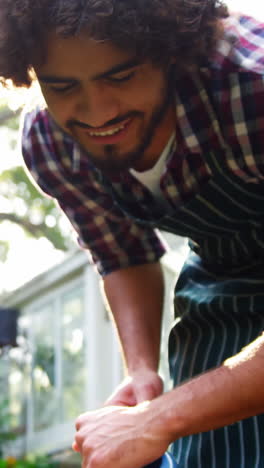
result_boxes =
[7,316,30,434]
[8,355,27,433]
[61,287,85,421]
[32,303,59,431]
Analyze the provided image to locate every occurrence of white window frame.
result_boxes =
[19,266,122,455]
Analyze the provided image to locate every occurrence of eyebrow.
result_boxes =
[38,58,141,84]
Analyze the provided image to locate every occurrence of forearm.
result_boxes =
[148,331,264,441]
[103,262,164,373]
[73,328,264,468]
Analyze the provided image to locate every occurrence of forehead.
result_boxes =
[35,32,136,78]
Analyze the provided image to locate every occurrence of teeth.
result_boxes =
[89,124,125,137]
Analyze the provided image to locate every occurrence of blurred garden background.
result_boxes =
[0,0,263,466]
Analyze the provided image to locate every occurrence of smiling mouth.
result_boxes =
[85,118,131,137]
[88,124,126,137]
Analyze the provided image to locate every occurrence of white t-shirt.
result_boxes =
[130,132,176,204]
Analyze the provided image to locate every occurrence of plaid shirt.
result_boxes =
[22,13,264,276]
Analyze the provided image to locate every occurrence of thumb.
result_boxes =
[105,393,137,406]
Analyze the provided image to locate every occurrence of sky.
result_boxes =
[0,0,263,293]
[227,0,264,18]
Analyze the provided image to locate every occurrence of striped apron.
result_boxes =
[160,80,264,467]
[103,80,264,467]
[163,148,264,467]
[108,142,264,466]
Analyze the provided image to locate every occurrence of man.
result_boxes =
[1,0,264,466]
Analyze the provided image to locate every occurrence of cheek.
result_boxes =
[131,72,167,111]
[43,96,71,126]
[39,87,69,121]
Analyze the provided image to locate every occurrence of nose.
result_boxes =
[75,84,120,128]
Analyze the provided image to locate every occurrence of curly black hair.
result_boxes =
[0,0,228,87]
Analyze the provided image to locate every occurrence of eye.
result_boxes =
[107,71,136,83]
[49,82,77,93]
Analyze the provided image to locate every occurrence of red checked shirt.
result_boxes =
[22,13,264,276]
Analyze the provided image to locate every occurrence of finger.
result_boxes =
[73,429,86,453]
[72,441,81,452]
[75,417,82,431]
[105,395,137,406]
[82,455,89,468]
[104,385,137,407]
[75,412,89,431]
[72,444,80,453]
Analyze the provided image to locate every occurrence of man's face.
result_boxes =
[35,33,175,173]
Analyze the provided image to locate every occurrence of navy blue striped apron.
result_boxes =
[165,148,264,467]
[102,79,264,467]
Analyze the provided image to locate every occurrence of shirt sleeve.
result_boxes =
[21,108,166,276]
[212,15,264,184]
[217,71,264,184]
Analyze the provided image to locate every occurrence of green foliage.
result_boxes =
[4,115,20,132]
[0,99,21,130]
[0,166,73,255]
[0,456,58,468]
[0,399,57,465]
[0,399,17,457]
[0,99,75,259]
[34,344,55,386]
[0,241,9,262]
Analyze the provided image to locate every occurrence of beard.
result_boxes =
[67,67,174,175]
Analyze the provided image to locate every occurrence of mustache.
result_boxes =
[66,111,142,131]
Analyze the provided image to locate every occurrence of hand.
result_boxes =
[105,370,163,406]
[72,402,170,468]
